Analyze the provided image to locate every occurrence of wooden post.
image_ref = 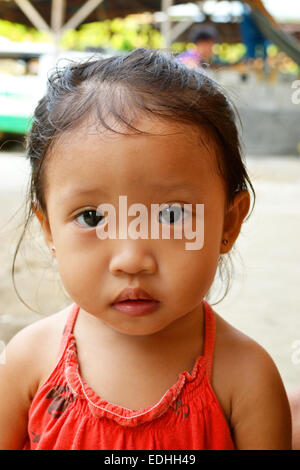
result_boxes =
[169,20,194,44]
[51,0,66,59]
[161,0,204,47]
[161,0,173,49]
[51,0,66,33]
[244,0,278,28]
[61,0,105,34]
[13,0,51,33]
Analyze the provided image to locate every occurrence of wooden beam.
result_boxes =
[244,0,278,28]
[13,0,51,33]
[61,0,105,34]
[161,0,173,48]
[162,0,204,46]
[169,19,194,43]
[51,0,66,33]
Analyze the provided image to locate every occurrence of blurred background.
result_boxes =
[0,0,299,393]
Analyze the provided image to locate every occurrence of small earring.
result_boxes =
[222,239,229,246]
[51,246,56,253]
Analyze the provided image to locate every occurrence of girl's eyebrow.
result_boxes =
[60,181,202,201]
[60,187,110,200]
[150,182,201,192]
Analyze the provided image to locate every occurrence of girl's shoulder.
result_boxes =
[211,311,270,421]
[4,305,71,399]
[213,310,281,393]
[212,310,291,447]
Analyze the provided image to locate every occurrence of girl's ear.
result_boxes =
[32,203,55,256]
[220,190,251,254]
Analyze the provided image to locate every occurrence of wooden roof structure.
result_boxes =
[0,1,299,63]
[0,1,278,45]
[0,0,194,26]
[0,1,277,31]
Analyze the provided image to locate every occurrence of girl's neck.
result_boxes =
[75,302,205,356]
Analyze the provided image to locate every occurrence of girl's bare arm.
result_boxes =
[288,388,300,449]
[230,339,292,450]
[0,325,41,449]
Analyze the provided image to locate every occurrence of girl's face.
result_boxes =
[36,115,250,336]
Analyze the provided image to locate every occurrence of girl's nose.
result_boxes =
[109,241,157,276]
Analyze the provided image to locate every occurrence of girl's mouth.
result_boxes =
[111,299,160,317]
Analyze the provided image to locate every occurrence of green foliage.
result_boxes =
[213,42,247,63]
[60,18,162,51]
[0,19,50,42]
[171,42,191,53]
[0,17,298,73]
[0,18,260,64]
[0,17,162,50]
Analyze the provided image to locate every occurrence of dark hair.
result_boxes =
[13,47,255,310]
[189,25,219,44]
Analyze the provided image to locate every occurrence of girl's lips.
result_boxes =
[112,299,160,317]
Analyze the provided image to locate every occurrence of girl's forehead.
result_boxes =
[45,116,222,195]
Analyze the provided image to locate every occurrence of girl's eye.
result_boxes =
[158,203,185,225]
[74,210,105,228]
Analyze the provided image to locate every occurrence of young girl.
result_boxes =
[0,48,291,450]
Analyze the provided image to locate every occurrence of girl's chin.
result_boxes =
[101,317,171,337]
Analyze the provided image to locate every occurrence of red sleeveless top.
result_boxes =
[23,300,235,450]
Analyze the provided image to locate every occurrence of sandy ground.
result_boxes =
[0,151,299,393]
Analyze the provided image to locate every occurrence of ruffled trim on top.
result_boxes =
[64,335,207,427]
